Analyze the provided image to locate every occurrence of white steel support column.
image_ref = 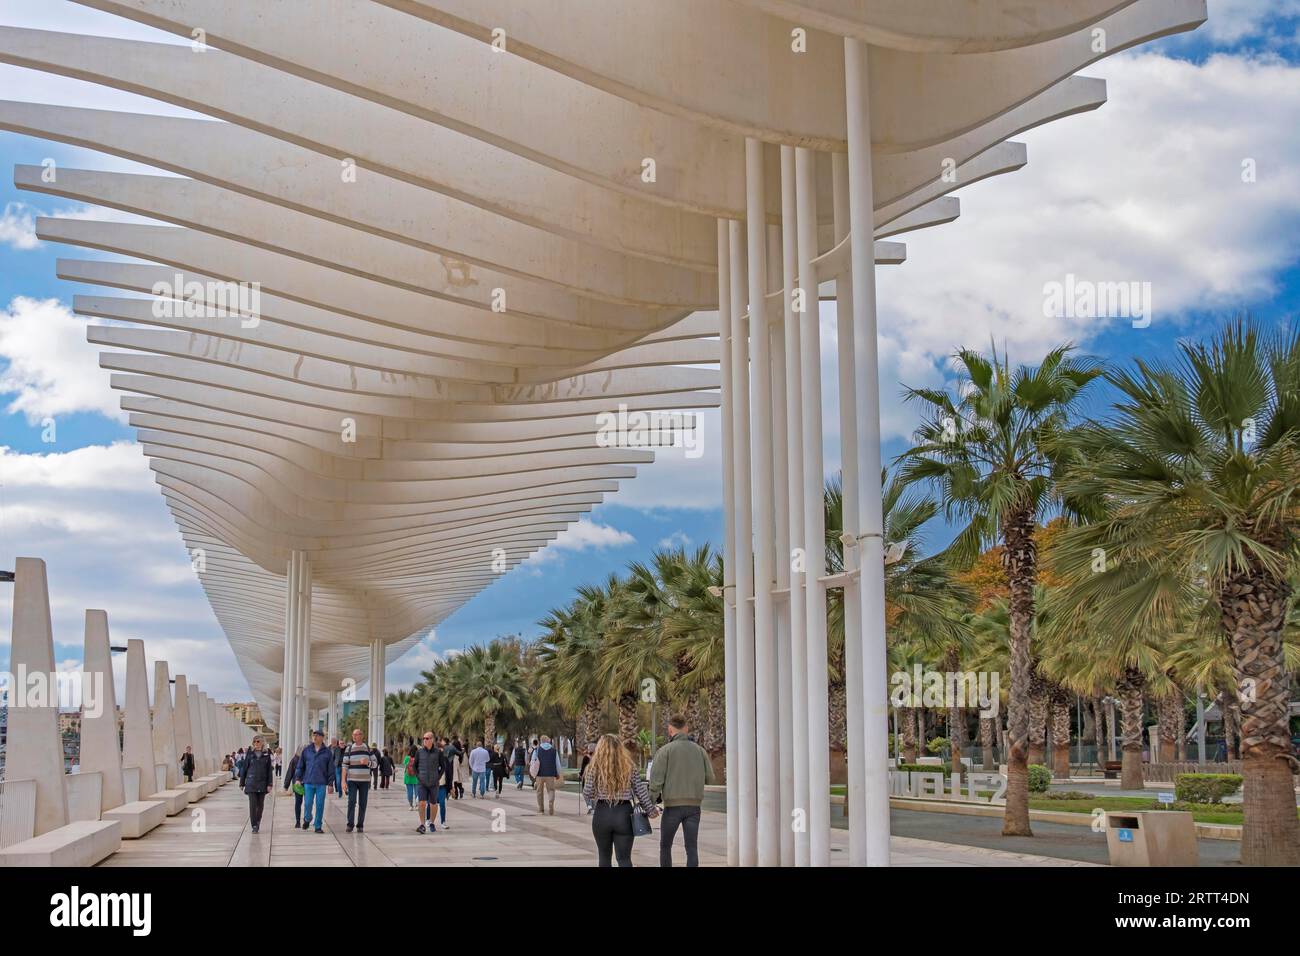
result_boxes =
[369,639,386,748]
[281,550,299,753]
[745,139,779,866]
[717,220,740,866]
[769,213,795,867]
[297,552,312,743]
[845,36,892,867]
[833,152,868,866]
[728,217,757,867]
[795,146,831,866]
[780,145,809,867]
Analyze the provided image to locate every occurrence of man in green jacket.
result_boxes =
[648,714,715,867]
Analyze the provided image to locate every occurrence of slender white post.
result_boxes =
[845,36,892,866]
[298,552,312,745]
[282,550,299,752]
[780,145,809,867]
[833,152,868,865]
[728,217,757,866]
[769,213,795,867]
[369,639,386,747]
[796,146,831,866]
[717,220,740,866]
[745,139,779,866]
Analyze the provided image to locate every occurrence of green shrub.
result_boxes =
[1157,800,1242,815]
[896,762,953,776]
[1175,773,1243,805]
[1028,764,1053,793]
[925,737,949,755]
[1040,790,1092,800]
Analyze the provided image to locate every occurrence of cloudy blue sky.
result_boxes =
[1,1,1297,702]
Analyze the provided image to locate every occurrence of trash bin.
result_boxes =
[1105,811,1198,866]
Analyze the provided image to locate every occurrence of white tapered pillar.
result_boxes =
[153,659,179,790]
[298,552,313,745]
[80,610,126,813]
[186,683,206,775]
[729,217,757,867]
[846,36,892,867]
[795,147,831,867]
[121,639,156,794]
[717,220,740,866]
[281,550,299,752]
[780,145,809,867]
[746,139,780,866]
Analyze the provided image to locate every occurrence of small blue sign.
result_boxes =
[1158,792,1175,805]
[1118,828,1134,843]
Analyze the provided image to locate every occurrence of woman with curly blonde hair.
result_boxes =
[582,733,659,867]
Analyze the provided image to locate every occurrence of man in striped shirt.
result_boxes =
[342,726,377,833]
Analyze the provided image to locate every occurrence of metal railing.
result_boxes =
[0,778,37,848]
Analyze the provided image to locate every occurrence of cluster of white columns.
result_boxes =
[719,43,890,867]
[2,557,256,853]
[278,549,313,756]
[368,640,387,749]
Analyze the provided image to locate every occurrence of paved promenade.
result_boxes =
[97,775,1095,867]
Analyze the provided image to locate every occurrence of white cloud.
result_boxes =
[658,530,692,549]
[0,295,122,423]
[550,517,634,551]
[0,201,39,249]
[0,442,249,701]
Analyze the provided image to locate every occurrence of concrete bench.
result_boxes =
[0,820,121,867]
[102,800,166,838]
[197,775,220,794]
[175,782,207,803]
[147,789,191,815]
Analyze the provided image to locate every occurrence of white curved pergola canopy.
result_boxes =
[4,1,1203,861]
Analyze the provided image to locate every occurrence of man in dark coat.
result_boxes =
[239,736,274,833]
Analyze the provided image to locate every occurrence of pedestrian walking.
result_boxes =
[284,746,305,828]
[648,715,714,867]
[509,738,527,789]
[582,734,658,867]
[330,737,344,798]
[530,735,564,815]
[273,747,283,780]
[412,733,445,834]
[180,746,195,783]
[451,739,466,799]
[438,737,457,826]
[370,742,381,788]
[402,747,419,808]
[469,739,491,798]
[239,735,274,833]
[295,728,335,833]
[488,743,505,797]
[342,728,376,833]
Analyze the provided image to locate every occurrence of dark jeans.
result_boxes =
[346,781,370,828]
[659,805,701,867]
[592,801,634,868]
[247,791,267,828]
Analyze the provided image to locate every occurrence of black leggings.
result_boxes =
[492,768,504,793]
[247,791,267,828]
[592,801,634,867]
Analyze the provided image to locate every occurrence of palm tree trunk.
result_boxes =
[1157,689,1182,765]
[484,713,496,744]
[1050,687,1072,780]
[1090,696,1106,768]
[1217,568,1300,866]
[617,691,638,743]
[704,683,725,757]
[580,694,602,752]
[944,646,964,773]
[684,690,702,739]
[1027,670,1048,767]
[1116,667,1146,791]
[899,706,918,763]
[979,716,996,770]
[1001,508,1036,837]
[828,680,847,752]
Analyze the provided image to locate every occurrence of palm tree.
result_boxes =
[442,643,527,742]
[647,546,725,743]
[898,344,1102,836]
[536,593,609,750]
[1051,320,1300,865]
[593,574,670,743]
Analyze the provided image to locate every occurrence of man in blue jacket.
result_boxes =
[295,728,335,833]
